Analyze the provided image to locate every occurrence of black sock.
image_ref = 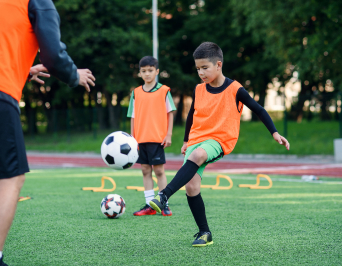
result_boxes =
[161,160,199,199]
[187,193,210,232]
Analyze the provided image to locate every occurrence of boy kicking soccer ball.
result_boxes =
[127,56,176,216]
[150,42,290,246]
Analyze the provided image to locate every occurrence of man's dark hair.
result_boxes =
[139,56,159,69]
[193,42,223,64]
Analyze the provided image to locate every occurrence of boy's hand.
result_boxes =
[30,64,50,84]
[181,142,188,156]
[161,135,172,149]
[77,69,96,92]
[272,132,290,150]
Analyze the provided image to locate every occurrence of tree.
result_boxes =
[232,0,342,120]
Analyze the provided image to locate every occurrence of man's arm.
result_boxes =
[28,0,95,91]
[29,64,50,84]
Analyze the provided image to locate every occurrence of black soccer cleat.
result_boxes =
[149,193,167,213]
[192,231,214,247]
[0,255,8,266]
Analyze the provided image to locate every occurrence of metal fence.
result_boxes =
[21,106,129,139]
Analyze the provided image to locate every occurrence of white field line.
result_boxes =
[214,164,342,174]
[203,175,342,184]
[235,177,342,184]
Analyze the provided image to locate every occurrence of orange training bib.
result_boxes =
[0,0,39,102]
[188,81,243,155]
[133,85,170,143]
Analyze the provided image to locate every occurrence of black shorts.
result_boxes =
[137,143,166,165]
[0,100,29,179]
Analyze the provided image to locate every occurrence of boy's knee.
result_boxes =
[141,165,152,175]
[153,165,164,177]
[185,182,200,196]
[188,148,207,165]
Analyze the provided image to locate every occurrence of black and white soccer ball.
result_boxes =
[101,131,139,170]
[100,194,126,219]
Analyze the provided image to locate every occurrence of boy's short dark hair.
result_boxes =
[193,42,223,64]
[139,56,159,69]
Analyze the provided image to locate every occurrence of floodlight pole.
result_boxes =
[152,0,159,82]
[339,91,342,138]
[283,91,288,138]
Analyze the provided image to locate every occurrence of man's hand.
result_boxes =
[29,64,50,84]
[77,69,95,92]
[181,142,188,155]
[161,134,172,149]
[272,132,290,150]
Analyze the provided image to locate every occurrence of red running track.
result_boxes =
[27,154,342,177]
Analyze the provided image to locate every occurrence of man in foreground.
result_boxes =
[0,0,95,264]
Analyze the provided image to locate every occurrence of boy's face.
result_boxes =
[139,66,159,83]
[195,59,222,84]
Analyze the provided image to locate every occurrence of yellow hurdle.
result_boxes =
[211,174,233,190]
[126,176,159,191]
[18,196,32,202]
[238,174,272,189]
[181,174,233,190]
[82,176,116,192]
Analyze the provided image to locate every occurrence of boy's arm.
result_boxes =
[237,88,289,150]
[272,132,290,150]
[161,90,177,148]
[130,118,134,138]
[161,112,174,148]
[127,91,135,137]
[184,88,196,142]
[237,88,277,134]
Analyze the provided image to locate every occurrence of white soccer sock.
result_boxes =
[144,190,155,206]
[0,251,2,259]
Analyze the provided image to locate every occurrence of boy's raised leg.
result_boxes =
[149,148,207,212]
[149,160,199,212]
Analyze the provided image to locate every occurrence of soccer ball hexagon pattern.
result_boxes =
[100,194,126,219]
[101,131,139,170]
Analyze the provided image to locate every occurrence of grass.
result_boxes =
[6,168,342,265]
[24,121,340,155]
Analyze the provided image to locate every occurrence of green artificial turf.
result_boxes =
[6,168,342,265]
[24,121,340,155]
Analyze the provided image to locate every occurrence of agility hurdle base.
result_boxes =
[238,174,272,189]
[82,176,117,192]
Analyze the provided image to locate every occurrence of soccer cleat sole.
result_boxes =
[133,212,156,216]
[149,201,162,213]
[192,241,214,247]
[161,212,172,216]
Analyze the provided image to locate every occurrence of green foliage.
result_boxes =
[6,168,342,265]
[55,0,152,93]
[21,0,342,133]
[231,0,342,119]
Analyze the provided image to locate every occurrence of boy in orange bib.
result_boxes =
[127,56,176,216]
[150,42,290,246]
